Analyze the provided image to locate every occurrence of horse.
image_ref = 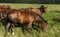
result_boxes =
[0,5,10,12]
[25,5,47,15]
[0,5,11,25]
[6,9,48,35]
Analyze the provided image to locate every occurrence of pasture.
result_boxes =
[0,3,60,37]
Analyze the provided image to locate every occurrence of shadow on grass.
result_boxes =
[52,18,60,23]
[50,10,60,13]
[2,20,7,26]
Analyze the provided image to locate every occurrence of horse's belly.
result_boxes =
[10,18,18,23]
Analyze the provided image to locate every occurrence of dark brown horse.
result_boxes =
[0,5,11,25]
[6,9,47,35]
[25,5,47,15]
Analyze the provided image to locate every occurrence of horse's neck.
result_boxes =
[36,14,45,21]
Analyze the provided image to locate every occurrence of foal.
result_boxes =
[6,9,48,35]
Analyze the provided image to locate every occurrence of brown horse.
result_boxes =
[0,5,11,25]
[0,5,10,12]
[6,9,47,35]
[25,5,47,15]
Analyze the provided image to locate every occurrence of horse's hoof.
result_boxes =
[12,32,15,35]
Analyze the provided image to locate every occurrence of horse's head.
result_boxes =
[1,5,11,10]
[35,14,48,32]
[39,5,47,14]
[0,12,7,20]
[0,5,11,19]
[39,19,48,32]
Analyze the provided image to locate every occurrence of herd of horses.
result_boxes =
[0,5,47,35]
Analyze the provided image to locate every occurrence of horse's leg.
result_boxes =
[27,22,32,33]
[38,23,41,28]
[5,22,11,34]
[21,24,26,34]
[0,21,2,26]
[10,23,14,35]
[0,20,2,26]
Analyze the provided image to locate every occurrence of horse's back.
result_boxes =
[8,10,34,24]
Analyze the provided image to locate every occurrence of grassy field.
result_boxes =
[0,3,60,37]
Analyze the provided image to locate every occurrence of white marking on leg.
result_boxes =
[12,32,15,35]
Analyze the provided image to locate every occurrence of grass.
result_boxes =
[0,3,60,37]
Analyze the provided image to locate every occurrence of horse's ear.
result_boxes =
[45,20,47,22]
[45,20,48,24]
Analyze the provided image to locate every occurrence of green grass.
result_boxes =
[0,3,60,37]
